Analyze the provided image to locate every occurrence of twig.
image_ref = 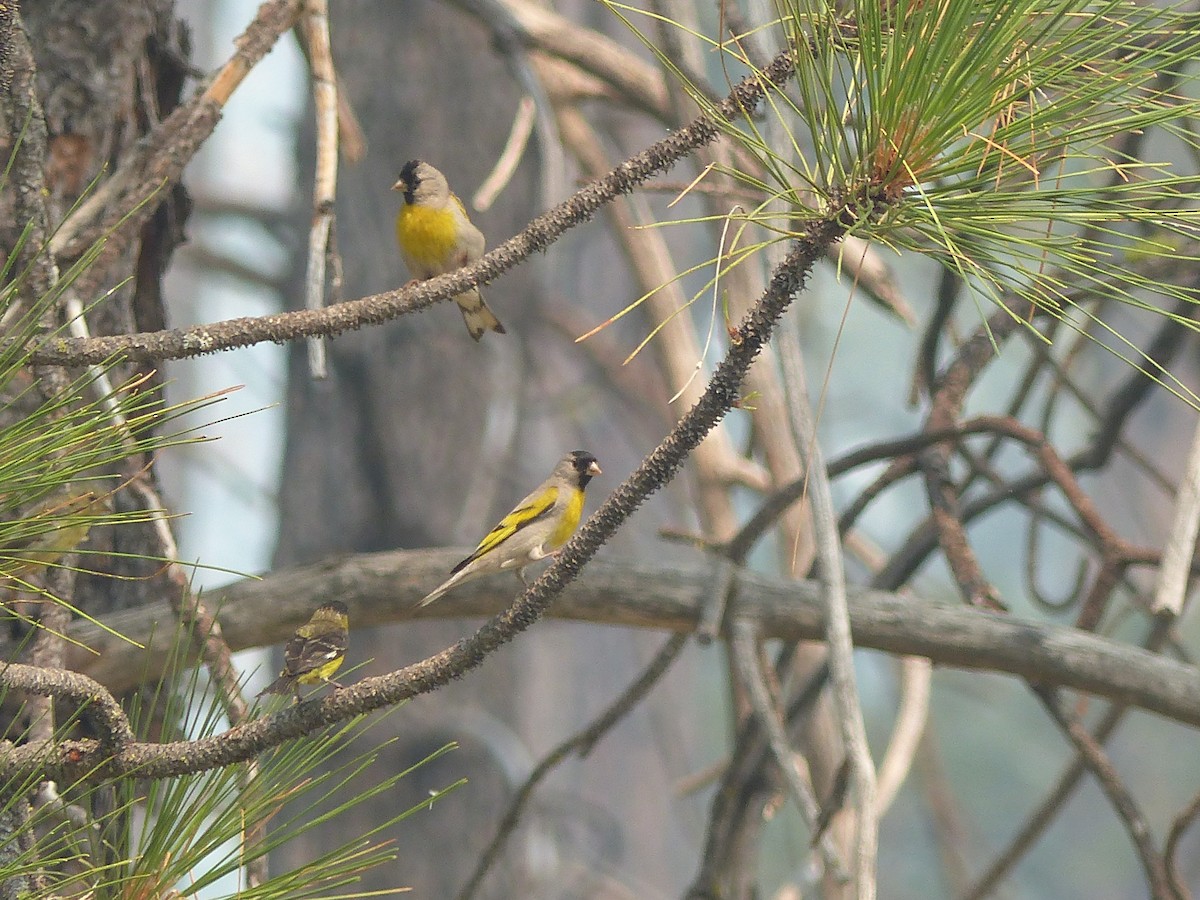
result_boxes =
[301,0,338,379]
[729,618,848,880]
[962,616,1174,900]
[840,536,931,821]
[456,633,687,900]
[912,266,960,403]
[1165,785,1200,900]
[778,321,877,898]
[687,658,832,896]
[1152,410,1200,615]
[875,655,931,816]
[290,24,366,164]
[962,698,1128,900]
[30,48,801,367]
[1034,686,1174,899]
[921,306,1035,609]
[473,96,536,212]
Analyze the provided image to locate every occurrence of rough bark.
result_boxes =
[1,0,193,623]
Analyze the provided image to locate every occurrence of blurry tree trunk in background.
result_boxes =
[273,1,702,895]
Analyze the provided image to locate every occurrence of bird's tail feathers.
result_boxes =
[456,289,506,341]
[257,676,292,698]
[419,568,467,607]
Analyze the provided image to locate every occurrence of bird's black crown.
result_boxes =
[569,450,601,488]
[396,159,423,203]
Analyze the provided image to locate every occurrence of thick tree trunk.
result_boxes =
[0,0,192,621]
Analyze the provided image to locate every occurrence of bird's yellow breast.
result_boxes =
[396,203,461,274]
[548,488,585,551]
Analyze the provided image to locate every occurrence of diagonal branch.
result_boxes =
[28,49,800,367]
[456,632,688,900]
[1034,687,1174,898]
[10,223,843,785]
[729,619,847,880]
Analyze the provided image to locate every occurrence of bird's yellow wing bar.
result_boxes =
[452,485,559,574]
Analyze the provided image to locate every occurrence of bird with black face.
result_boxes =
[258,601,349,702]
[393,160,506,340]
[420,451,602,606]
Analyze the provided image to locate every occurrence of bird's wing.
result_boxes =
[451,194,486,262]
[451,484,559,575]
[284,631,347,676]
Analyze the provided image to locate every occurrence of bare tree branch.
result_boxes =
[961,617,1174,900]
[300,0,339,378]
[456,633,688,900]
[1034,687,1174,899]
[1166,784,1200,900]
[875,655,931,816]
[779,322,877,898]
[28,50,801,367]
[52,550,1200,730]
[729,619,847,880]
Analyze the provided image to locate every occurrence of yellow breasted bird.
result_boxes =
[258,601,349,701]
[420,451,602,606]
[393,160,506,340]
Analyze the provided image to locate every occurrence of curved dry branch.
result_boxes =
[0,663,133,754]
[1034,687,1172,898]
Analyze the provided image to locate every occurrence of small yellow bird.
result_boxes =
[257,601,349,701]
[420,451,602,606]
[393,159,506,341]
[1,488,107,583]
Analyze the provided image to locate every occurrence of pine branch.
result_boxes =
[26,49,800,367]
